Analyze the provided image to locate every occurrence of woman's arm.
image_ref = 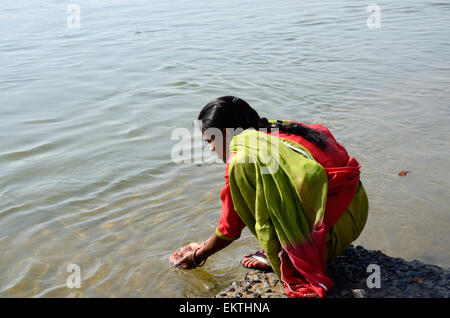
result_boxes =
[174,232,233,269]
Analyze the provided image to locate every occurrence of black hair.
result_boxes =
[198,96,328,148]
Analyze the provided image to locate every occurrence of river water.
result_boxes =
[0,0,449,297]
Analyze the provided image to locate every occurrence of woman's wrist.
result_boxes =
[193,243,207,267]
[190,232,233,268]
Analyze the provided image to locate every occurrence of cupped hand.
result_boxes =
[170,242,204,269]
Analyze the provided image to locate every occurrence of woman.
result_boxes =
[170,96,369,298]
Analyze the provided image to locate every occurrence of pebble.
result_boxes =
[352,289,367,298]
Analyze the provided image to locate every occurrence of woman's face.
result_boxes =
[202,128,233,163]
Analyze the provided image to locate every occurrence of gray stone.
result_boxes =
[352,289,367,298]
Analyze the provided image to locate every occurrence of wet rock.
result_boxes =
[263,277,271,288]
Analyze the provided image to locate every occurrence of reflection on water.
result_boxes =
[0,0,449,297]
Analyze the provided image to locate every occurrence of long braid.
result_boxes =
[257,117,328,149]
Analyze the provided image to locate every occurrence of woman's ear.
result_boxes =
[223,128,235,139]
[222,128,233,163]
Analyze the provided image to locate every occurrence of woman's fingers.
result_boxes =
[170,245,192,263]
[171,241,204,268]
[169,253,179,264]
[179,245,193,254]
[177,251,195,269]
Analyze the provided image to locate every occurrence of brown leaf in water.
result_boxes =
[398,170,409,176]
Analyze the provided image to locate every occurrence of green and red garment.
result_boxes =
[227,127,361,298]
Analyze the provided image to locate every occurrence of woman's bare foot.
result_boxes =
[241,250,272,271]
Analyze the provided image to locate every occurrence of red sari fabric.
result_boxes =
[269,124,361,233]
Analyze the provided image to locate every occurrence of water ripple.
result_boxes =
[0,0,449,297]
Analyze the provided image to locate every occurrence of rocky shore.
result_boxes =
[215,245,449,298]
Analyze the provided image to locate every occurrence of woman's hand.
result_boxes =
[169,233,234,270]
[170,242,205,269]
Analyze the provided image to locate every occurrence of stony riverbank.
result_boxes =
[214,245,449,298]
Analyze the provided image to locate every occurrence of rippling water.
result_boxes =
[1,0,449,297]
